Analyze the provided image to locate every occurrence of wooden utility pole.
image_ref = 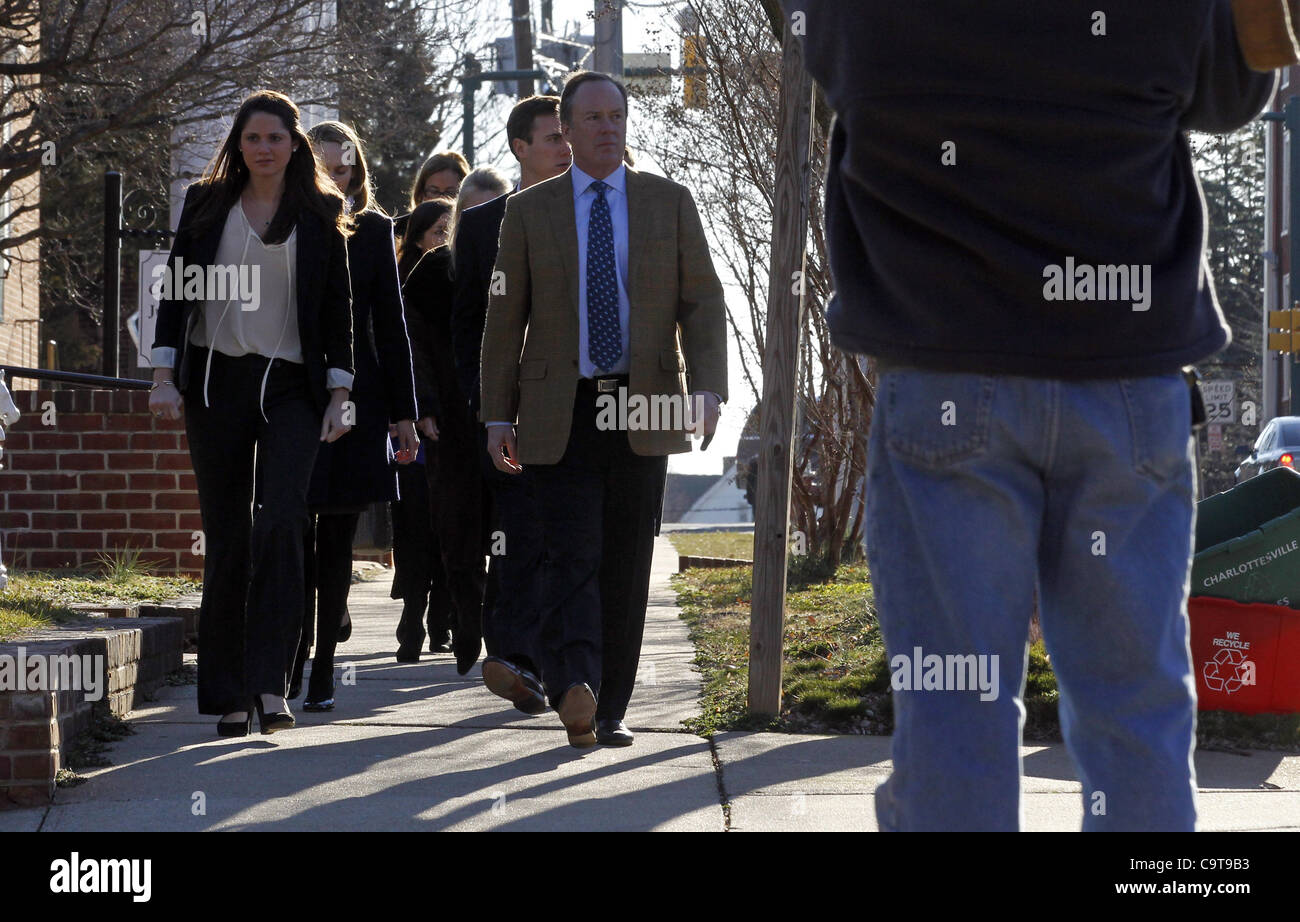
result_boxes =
[512,0,535,98]
[748,18,815,716]
[593,0,624,77]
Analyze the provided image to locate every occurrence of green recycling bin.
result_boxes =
[1192,467,1300,608]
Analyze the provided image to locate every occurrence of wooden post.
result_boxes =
[748,19,814,717]
[512,0,535,98]
[102,170,122,379]
[593,0,624,78]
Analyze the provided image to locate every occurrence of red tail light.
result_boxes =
[1282,454,1294,467]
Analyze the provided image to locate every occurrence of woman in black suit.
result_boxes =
[288,121,421,711]
[388,196,457,662]
[401,168,508,675]
[148,90,354,736]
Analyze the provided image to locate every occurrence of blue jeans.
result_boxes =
[866,367,1199,831]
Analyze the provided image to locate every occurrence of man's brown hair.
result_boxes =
[506,95,561,158]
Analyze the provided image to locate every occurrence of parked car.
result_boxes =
[1234,416,1300,483]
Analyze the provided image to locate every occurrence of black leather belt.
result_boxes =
[578,374,629,394]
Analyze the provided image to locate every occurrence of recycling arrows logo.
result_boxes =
[1202,647,1252,694]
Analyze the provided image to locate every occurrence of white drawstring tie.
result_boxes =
[202,207,294,423]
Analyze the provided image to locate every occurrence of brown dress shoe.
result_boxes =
[482,657,547,715]
[557,683,597,748]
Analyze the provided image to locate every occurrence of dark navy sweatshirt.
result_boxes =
[787,1,1277,378]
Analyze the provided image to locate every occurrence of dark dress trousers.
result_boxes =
[153,182,354,715]
[450,195,546,672]
[390,448,452,650]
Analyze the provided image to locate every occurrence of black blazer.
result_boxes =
[152,182,354,413]
[449,192,511,414]
[306,210,418,509]
[402,246,467,434]
[347,210,418,422]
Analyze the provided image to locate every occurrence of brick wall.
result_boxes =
[0,389,203,576]
[0,387,399,576]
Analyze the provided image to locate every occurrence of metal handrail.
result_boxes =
[0,365,151,390]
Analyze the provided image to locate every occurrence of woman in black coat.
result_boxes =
[148,90,354,736]
[402,238,491,676]
[389,196,457,662]
[290,121,421,711]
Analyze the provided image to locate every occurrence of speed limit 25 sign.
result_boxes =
[1201,379,1235,424]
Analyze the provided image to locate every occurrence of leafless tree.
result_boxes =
[635,0,871,566]
[3,0,496,370]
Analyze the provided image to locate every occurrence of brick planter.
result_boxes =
[0,615,184,807]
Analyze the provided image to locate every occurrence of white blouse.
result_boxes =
[149,201,355,412]
[189,202,303,364]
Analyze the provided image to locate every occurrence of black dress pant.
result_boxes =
[391,458,450,649]
[529,381,668,718]
[426,422,487,650]
[186,350,320,715]
[295,511,360,699]
[479,426,545,673]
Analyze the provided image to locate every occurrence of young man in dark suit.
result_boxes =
[450,95,572,714]
[481,72,728,747]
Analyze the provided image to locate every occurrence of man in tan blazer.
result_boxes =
[480,70,727,747]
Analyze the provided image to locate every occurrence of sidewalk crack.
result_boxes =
[706,736,731,831]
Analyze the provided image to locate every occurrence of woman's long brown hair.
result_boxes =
[185,90,352,244]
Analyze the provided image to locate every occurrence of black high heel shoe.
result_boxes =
[254,694,295,734]
[303,694,335,712]
[303,674,335,712]
[217,709,252,738]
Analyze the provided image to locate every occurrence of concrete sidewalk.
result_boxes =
[3,536,1299,831]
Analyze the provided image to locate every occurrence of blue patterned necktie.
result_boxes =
[586,180,622,371]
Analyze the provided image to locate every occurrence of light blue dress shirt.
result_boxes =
[572,163,632,378]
